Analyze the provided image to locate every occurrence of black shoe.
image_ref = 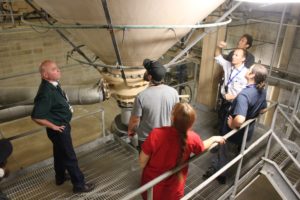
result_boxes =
[202,167,217,179]
[216,176,226,184]
[56,174,71,186]
[73,183,95,193]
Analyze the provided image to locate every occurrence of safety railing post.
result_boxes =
[230,123,250,199]
[100,108,105,137]
[264,106,278,159]
[147,187,153,200]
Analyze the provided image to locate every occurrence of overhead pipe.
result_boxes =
[0,106,34,123]
[165,1,243,67]
[24,0,101,73]
[100,0,127,86]
[0,82,109,107]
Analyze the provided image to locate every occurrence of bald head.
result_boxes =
[39,60,61,81]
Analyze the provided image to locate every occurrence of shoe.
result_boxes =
[216,175,226,184]
[202,167,217,179]
[56,174,71,186]
[73,183,95,193]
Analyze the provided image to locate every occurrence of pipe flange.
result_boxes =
[97,79,111,100]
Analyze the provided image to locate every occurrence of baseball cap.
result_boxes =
[143,59,166,82]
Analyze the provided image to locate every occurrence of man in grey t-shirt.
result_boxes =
[128,59,179,148]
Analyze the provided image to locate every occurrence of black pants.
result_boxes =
[217,98,232,135]
[47,124,85,188]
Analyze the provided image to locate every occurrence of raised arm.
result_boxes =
[215,41,227,57]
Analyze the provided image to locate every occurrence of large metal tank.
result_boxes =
[33,0,225,124]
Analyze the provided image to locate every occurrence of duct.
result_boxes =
[0,81,109,107]
[0,105,34,123]
[0,81,110,122]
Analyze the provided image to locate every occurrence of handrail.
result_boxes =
[182,130,273,200]
[271,132,300,169]
[183,103,299,200]
[278,106,300,135]
[122,102,277,200]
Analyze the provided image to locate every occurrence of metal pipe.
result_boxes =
[20,16,232,29]
[0,83,108,122]
[101,108,105,137]
[166,1,243,67]
[0,106,34,123]
[268,5,287,77]
[0,84,106,106]
[24,0,101,73]
[267,75,300,89]
[247,18,300,28]
[101,0,127,86]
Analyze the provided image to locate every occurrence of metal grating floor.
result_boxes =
[1,139,142,200]
[1,105,281,200]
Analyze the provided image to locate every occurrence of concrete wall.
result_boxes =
[0,26,119,171]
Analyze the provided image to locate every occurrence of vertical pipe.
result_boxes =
[192,63,198,104]
[230,123,250,199]
[101,108,105,137]
[24,0,102,73]
[101,0,128,86]
[264,106,278,159]
[268,5,287,77]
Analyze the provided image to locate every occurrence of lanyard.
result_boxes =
[226,66,245,87]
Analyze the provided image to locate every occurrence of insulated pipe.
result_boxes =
[0,106,34,123]
[0,82,109,107]
[0,82,109,122]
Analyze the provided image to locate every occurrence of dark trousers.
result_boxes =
[47,124,85,188]
[217,97,232,135]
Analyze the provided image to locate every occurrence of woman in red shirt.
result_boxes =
[139,103,225,200]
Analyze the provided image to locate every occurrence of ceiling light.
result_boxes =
[235,0,300,3]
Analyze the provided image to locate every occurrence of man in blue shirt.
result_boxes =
[204,64,268,184]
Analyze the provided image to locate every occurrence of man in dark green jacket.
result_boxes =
[31,60,94,193]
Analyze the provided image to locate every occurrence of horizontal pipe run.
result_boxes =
[21,16,232,30]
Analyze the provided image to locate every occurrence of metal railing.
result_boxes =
[122,98,300,200]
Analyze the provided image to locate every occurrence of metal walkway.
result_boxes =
[1,137,141,200]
